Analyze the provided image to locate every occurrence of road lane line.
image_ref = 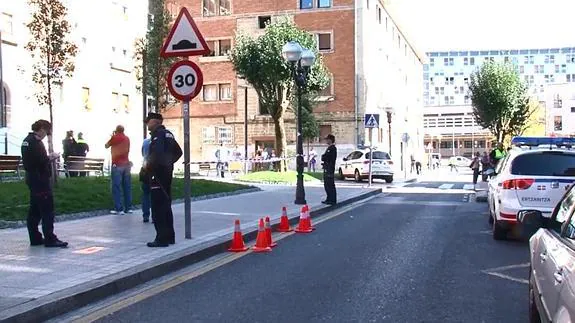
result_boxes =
[483,262,530,272]
[484,272,529,285]
[68,195,379,323]
[463,184,475,190]
[438,183,454,189]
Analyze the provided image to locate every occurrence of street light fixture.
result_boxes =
[384,106,394,155]
[282,41,316,205]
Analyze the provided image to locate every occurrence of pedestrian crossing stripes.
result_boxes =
[405,182,477,190]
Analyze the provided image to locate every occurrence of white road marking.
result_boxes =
[195,211,241,216]
[438,184,455,189]
[481,262,530,285]
[463,184,475,190]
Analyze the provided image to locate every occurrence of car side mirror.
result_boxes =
[517,210,545,239]
[343,157,348,161]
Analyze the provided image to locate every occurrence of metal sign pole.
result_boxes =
[368,127,373,187]
[183,100,192,239]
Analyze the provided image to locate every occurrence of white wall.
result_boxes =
[0,0,148,168]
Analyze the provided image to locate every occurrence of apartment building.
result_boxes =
[164,0,425,167]
[545,83,575,136]
[423,47,575,157]
[0,1,148,166]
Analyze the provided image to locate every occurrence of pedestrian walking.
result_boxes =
[62,130,77,177]
[415,160,422,175]
[321,134,337,205]
[470,152,481,185]
[140,135,152,223]
[21,120,68,248]
[105,125,132,214]
[410,154,415,173]
[480,151,490,182]
[215,143,229,178]
[308,147,317,172]
[145,112,183,247]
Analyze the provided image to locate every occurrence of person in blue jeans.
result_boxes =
[105,125,132,214]
[140,136,152,222]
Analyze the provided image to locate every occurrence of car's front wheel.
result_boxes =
[338,168,345,180]
[529,268,542,323]
[384,176,393,183]
[354,169,362,182]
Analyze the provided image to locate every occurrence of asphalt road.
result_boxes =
[94,190,529,323]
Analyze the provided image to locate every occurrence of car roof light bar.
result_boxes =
[511,136,575,149]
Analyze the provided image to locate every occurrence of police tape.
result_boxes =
[187,156,298,165]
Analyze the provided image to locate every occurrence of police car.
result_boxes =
[487,137,575,240]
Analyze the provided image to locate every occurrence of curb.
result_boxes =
[0,187,261,230]
[0,188,382,323]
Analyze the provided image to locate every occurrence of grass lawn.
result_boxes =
[0,176,250,222]
[236,171,323,184]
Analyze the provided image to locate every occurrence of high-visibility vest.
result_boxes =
[495,149,505,159]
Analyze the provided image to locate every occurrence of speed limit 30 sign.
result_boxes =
[167,60,203,101]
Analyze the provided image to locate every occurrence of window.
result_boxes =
[555,64,560,73]
[122,94,129,112]
[562,64,567,73]
[511,152,575,177]
[258,16,271,29]
[202,0,230,16]
[202,127,216,143]
[377,6,381,23]
[440,87,444,95]
[82,87,91,110]
[556,188,575,227]
[571,107,575,113]
[519,65,525,73]
[1,13,13,34]
[365,151,391,160]
[464,95,470,104]
[217,127,233,144]
[319,125,332,140]
[205,39,232,57]
[202,84,218,101]
[464,141,472,148]
[319,76,333,96]
[449,96,454,105]
[317,33,332,51]
[219,84,232,100]
[318,0,331,8]
[112,92,119,112]
[464,57,468,65]
[554,116,563,131]
[470,57,475,65]
[300,0,313,8]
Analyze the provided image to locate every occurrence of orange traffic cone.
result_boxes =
[228,219,248,252]
[304,205,316,231]
[295,206,313,233]
[252,218,272,252]
[277,207,292,232]
[264,216,277,247]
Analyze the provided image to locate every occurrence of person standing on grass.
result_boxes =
[75,132,90,177]
[140,135,152,223]
[62,130,77,177]
[21,120,68,248]
[145,112,182,247]
[105,125,132,215]
[321,134,337,205]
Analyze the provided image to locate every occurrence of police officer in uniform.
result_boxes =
[144,113,183,247]
[22,120,68,247]
[321,134,338,205]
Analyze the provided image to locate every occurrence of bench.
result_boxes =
[0,155,22,181]
[62,156,105,177]
[198,163,213,176]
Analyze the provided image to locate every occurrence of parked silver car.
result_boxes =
[517,183,575,323]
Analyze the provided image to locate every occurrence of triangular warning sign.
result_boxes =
[160,8,210,58]
[366,114,379,128]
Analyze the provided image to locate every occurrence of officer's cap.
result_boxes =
[145,112,163,123]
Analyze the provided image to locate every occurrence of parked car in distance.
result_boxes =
[337,149,394,183]
[448,155,472,167]
[517,182,575,323]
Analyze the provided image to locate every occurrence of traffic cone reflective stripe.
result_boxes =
[252,218,272,252]
[264,216,277,247]
[277,206,292,232]
[295,206,313,233]
[228,219,248,252]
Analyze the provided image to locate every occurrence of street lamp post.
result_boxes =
[384,107,393,155]
[282,41,316,205]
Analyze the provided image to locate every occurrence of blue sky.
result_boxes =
[390,0,575,52]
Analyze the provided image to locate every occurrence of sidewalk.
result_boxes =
[0,185,380,322]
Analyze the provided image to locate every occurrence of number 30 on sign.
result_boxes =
[167,60,204,101]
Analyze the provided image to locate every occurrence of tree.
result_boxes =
[469,61,531,143]
[230,18,329,170]
[26,0,77,155]
[134,0,175,112]
[298,92,320,154]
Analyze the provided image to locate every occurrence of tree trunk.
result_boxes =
[273,115,287,172]
[46,48,57,186]
[307,139,310,172]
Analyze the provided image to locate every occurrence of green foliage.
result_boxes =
[230,18,330,163]
[469,61,531,142]
[301,103,320,142]
[134,0,175,112]
[26,0,77,153]
[236,171,321,184]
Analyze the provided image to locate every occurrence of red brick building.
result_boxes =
[163,0,425,163]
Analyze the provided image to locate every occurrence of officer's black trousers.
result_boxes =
[151,167,175,244]
[323,171,337,203]
[27,191,56,242]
